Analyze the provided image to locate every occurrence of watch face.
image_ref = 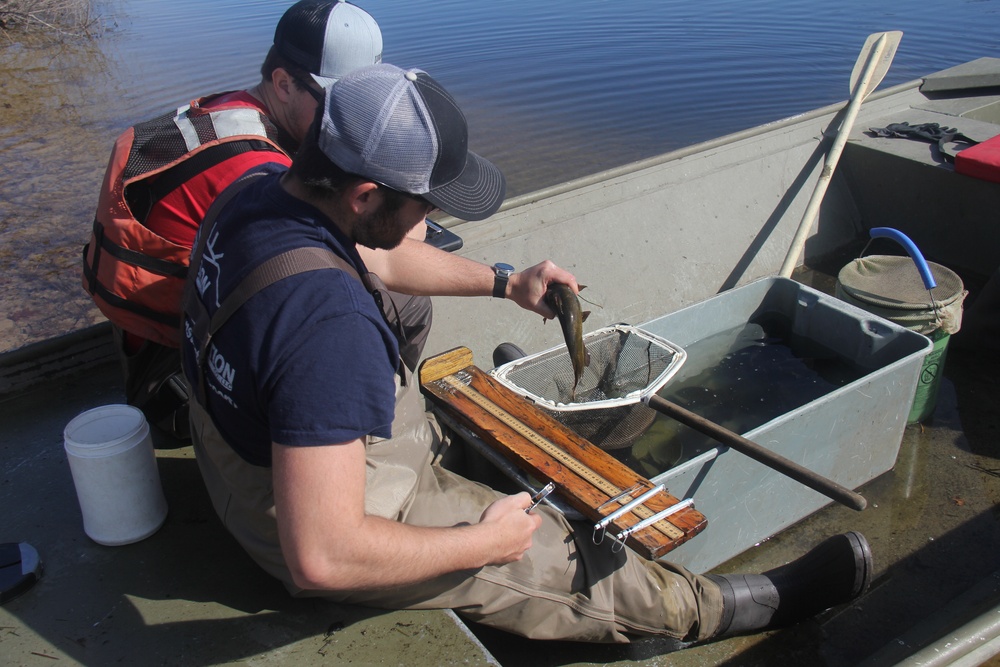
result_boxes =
[494,262,515,275]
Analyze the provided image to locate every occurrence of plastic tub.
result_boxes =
[63,405,168,546]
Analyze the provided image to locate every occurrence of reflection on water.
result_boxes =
[0,34,119,350]
[2,0,1000,352]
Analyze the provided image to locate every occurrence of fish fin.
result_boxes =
[582,310,591,322]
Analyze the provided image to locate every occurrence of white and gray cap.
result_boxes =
[273,0,382,88]
[319,63,506,221]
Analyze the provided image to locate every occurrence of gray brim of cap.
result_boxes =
[423,151,506,221]
[310,73,339,89]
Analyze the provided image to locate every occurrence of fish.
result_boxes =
[544,283,591,400]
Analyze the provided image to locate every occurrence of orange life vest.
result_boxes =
[82,95,287,348]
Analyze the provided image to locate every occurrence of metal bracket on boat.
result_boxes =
[610,498,695,553]
[592,484,665,545]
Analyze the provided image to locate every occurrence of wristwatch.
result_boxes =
[492,263,515,299]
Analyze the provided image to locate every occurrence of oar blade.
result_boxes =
[849,31,903,100]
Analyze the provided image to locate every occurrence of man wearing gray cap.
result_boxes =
[181,63,873,645]
[82,1,437,446]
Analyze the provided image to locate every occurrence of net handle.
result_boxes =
[644,394,868,512]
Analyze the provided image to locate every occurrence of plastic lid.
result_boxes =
[837,256,965,309]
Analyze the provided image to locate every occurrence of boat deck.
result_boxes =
[4,58,1000,666]
[2,298,999,666]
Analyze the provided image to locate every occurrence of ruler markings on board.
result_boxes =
[439,373,684,541]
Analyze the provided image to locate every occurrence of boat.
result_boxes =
[2,55,999,666]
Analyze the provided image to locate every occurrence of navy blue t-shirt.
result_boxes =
[181,167,400,466]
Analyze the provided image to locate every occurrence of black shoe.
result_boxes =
[493,342,527,368]
[0,542,42,604]
[707,531,872,638]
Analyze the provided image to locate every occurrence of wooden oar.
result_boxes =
[643,394,868,511]
[778,31,903,278]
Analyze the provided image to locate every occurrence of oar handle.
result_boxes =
[778,32,900,278]
[644,394,868,511]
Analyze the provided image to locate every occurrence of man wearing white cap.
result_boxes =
[82,1,434,446]
[180,63,874,645]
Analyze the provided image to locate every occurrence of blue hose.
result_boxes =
[869,227,937,290]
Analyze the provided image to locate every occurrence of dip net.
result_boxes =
[491,325,686,450]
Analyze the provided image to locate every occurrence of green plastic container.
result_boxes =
[909,329,951,423]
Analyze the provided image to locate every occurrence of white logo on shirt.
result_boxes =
[198,228,225,307]
[208,343,235,391]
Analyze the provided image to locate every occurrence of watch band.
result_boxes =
[492,263,514,299]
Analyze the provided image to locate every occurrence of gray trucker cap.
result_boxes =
[319,63,506,221]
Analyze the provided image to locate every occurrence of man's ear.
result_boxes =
[271,67,295,102]
[347,181,381,215]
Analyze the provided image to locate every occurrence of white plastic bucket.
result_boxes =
[63,405,168,546]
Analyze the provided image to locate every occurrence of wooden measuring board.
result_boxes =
[419,347,707,559]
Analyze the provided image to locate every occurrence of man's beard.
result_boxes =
[353,199,412,251]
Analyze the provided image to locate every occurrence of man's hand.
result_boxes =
[506,260,580,319]
[478,492,543,566]
[275,441,546,591]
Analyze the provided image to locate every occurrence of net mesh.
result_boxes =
[491,326,685,449]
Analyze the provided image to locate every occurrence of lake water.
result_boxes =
[1,0,999,351]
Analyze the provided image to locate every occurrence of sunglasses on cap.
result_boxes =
[366,179,438,216]
[290,74,324,104]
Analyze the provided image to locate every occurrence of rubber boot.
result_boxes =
[493,342,527,368]
[707,531,872,638]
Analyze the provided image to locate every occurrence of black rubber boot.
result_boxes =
[707,531,872,638]
[493,342,527,368]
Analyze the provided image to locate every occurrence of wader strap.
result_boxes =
[365,272,408,350]
[182,167,400,405]
[188,245,368,404]
[212,247,363,330]
[184,169,270,405]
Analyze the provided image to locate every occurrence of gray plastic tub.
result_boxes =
[640,277,932,572]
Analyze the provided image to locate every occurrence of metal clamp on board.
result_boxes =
[592,484,665,545]
[610,498,695,552]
